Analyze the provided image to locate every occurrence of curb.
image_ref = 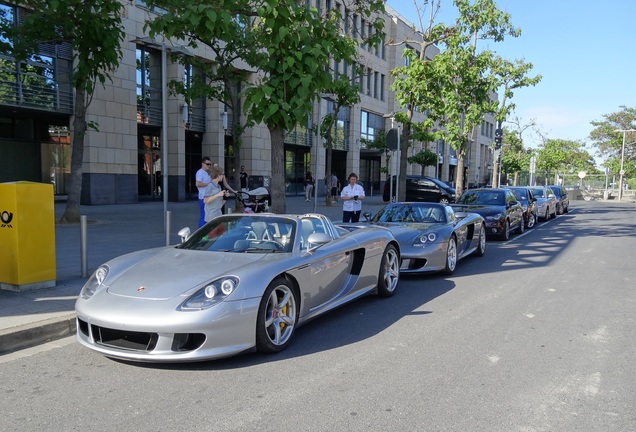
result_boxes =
[0,314,77,356]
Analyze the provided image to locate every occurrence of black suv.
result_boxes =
[383,175,456,204]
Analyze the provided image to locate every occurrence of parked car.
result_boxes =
[452,188,524,241]
[548,184,570,214]
[362,202,485,275]
[528,186,557,221]
[75,213,400,362]
[505,186,538,229]
[383,175,456,204]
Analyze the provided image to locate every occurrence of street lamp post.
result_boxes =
[615,129,635,202]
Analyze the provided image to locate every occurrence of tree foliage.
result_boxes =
[390,0,533,197]
[146,0,385,213]
[589,106,636,178]
[1,0,125,223]
[407,149,438,171]
[535,138,597,183]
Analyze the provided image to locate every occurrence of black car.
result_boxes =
[452,188,524,241]
[383,175,456,204]
[548,185,569,214]
[505,186,538,229]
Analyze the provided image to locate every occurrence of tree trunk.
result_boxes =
[59,85,88,224]
[269,126,286,214]
[455,149,466,197]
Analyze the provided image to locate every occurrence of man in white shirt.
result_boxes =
[195,157,212,227]
[340,172,365,222]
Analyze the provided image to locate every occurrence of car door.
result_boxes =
[290,218,354,318]
[505,190,523,229]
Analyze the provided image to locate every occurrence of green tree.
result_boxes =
[389,1,457,201]
[430,0,520,196]
[319,76,361,206]
[1,0,125,223]
[499,127,528,185]
[144,0,253,184]
[589,106,636,179]
[490,58,541,187]
[243,0,385,212]
[147,0,384,213]
[536,139,594,185]
[393,0,520,199]
[407,149,438,172]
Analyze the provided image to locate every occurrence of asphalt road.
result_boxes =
[1,201,634,432]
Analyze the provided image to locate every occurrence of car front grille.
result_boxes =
[77,318,205,353]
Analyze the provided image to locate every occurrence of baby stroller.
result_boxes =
[236,187,271,213]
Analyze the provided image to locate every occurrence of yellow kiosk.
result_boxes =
[0,181,56,292]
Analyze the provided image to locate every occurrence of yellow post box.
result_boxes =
[0,181,56,292]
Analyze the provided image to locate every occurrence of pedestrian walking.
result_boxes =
[212,162,237,213]
[195,156,212,227]
[341,172,365,222]
[305,171,315,202]
[203,165,230,222]
[330,172,340,202]
[239,165,249,193]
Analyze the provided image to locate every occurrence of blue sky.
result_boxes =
[386,0,636,154]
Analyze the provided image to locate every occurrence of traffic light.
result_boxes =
[494,128,503,149]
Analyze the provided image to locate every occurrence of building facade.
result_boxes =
[0,1,495,204]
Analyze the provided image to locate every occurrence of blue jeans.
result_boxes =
[198,199,206,227]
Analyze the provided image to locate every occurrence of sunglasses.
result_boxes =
[204,163,211,166]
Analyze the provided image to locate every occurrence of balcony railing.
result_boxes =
[0,77,73,114]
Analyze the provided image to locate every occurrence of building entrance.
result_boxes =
[138,128,162,198]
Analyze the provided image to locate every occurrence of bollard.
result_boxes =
[80,215,88,278]
[166,210,171,246]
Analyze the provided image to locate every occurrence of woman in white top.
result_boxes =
[340,172,365,222]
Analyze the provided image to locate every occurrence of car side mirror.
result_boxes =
[306,232,331,252]
[178,227,191,243]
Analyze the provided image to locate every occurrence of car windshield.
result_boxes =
[457,191,504,206]
[372,203,447,223]
[177,215,296,253]
[530,188,545,198]
[510,189,527,201]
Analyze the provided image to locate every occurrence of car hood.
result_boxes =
[103,248,269,300]
[451,204,504,217]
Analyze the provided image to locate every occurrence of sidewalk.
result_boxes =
[0,194,388,355]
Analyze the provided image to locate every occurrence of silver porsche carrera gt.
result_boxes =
[363,202,486,274]
[75,213,400,362]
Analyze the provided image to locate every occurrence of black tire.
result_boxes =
[563,204,569,214]
[473,225,486,257]
[443,236,458,275]
[377,244,400,297]
[255,277,299,353]
[438,196,450,205]
[516,217,525,234]
[527,212,536,229]
[500,220,510,241]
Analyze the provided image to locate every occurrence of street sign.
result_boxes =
[386,129,399,151]
[578,171,586,179]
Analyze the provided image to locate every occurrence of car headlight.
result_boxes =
[414,232,438,246]
[80,265,109,299]
[180,276,239,310]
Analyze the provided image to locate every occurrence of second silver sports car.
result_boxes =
[363,202,486,275]
[75,213,400,362]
